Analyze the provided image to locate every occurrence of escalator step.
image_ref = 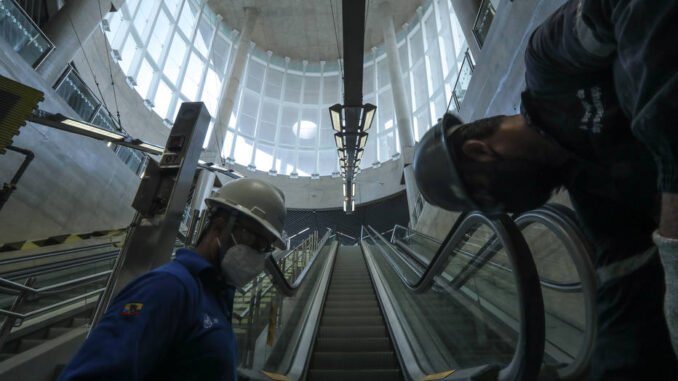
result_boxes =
[18,338,46,352]
[322,307,382,317]
[325,293,376,300]
[307,369,402,381]
[71,317,90,327]
[321,316,384,326]
[310,352,398,370]
[318,326,388,338]
[46,327,72,339]
[325,300,378,308]
[314,337,392,352]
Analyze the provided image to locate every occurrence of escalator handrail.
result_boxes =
[514,205,596,381]
[265,228,333,297]
[392,236,582,292]
[390,206,588,293]
[0,270,113,297]
[0,242,118,267]
[365,212,546,381]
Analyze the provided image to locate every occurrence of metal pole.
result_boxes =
[0,278,35,351]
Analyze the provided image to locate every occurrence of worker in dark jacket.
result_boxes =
[58,178,287,381]
[413,0,678,379]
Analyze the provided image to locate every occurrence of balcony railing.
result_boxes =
[0,0,53,68]
[449,50,475,111]
[54,65,148,176]
[472,0,497,49]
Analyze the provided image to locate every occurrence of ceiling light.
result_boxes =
[358,134,368,150]
[60,118,126,140]
[334,133,344,149]
[362,103,376,132]
[329,104,343,132]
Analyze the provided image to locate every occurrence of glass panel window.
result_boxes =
[323,74,339,104]
[297,150,316,176]
[284,74,302,102]
[222,129,235,158]
[165,34,187,83]
[119,35,138,73]
[279,106,298,146]
[363,63,375,95]
[257,100,279,142]
[318,149,338,174]
[362,136,377,168]
[303,76,320,103]
[246,59,266,92]
[201,66,222,116]
[378,131,395,162]
[377,58,389,89]
[136,59,154,98]
[181,52,204,99]
[265,68,283,98]
[194,12,214,57]
[211,34,230,76]
[233,135,254,164]
[163,0,183,18]
[154,79,174,118]
[319,128,335,149]
[177,1,199,37]
[275,148,296,175]
[254,144,275,170]
[237,113,256,138]
[297,109,319,147]
[409,27,424,61]
[147,9,170,64]
[133,0,156,37]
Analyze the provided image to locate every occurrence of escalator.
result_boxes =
[0,203,595,381]
[307,246,401,381]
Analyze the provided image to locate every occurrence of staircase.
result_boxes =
[307,246,401,381]
[0,313,90,362]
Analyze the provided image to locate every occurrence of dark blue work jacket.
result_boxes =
[59,249,237,381]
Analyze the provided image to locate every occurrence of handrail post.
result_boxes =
[244,276,259,368]
[0,277,35,351]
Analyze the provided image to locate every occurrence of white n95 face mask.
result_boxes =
[218,240,267,288]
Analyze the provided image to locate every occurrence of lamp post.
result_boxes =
[328,103,376,213]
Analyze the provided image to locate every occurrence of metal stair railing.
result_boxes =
[0,270,111,350]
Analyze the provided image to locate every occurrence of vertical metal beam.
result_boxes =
[92,102,211,327]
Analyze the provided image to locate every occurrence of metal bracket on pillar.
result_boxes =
[91,102,211,327]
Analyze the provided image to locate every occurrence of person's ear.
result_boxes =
[462,139,496,162]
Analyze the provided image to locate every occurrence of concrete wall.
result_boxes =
[0,37,139,243]
[414,0,569,237]
[222,158,405,210]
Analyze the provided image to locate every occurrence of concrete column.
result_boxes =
[378,1,415,165]
[190,8,257,214]
[449,0,482,59]
[37,0,125,85]
[379,1,422,223]
[206,7,258,162]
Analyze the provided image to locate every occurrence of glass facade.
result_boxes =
[105,0,467,177]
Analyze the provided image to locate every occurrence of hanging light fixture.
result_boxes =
[328,103,376,213]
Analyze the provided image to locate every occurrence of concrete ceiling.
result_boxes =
[208,0,425,61]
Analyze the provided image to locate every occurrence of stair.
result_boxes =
[0,312,91,363]
[307,246,402,381]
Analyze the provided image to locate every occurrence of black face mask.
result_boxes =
[469,148,564,214]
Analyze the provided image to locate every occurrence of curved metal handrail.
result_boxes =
[265,228,333,297]
[514,205,596,381]
[365,212,545,381]
[391,219,583,292]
